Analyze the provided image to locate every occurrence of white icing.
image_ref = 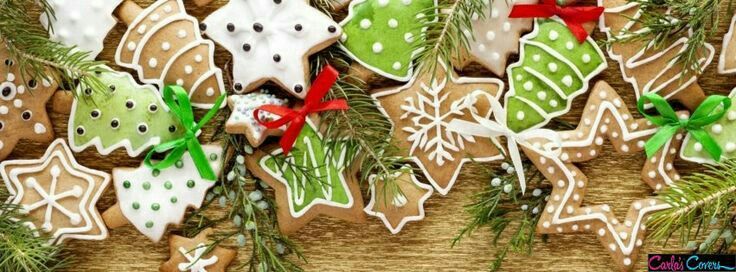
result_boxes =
[40,0,123,59]
[364,168,433,234]
[718,15,736,74]
[225,92,288,146]
[177,244,218,272]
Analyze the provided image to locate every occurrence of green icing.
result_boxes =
[262,122,359,216]
[340,0,435,80]
[682,92,736,162]
[71,68,185,155]
[506,19,606,132]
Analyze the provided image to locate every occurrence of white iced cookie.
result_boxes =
[41,0,123,59]
[202,0,342,98]
[225,92,288,147]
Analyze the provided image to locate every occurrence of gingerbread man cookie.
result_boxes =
[115,0,226,109]
[40,0,123,59]
[225,92,288,147]
[160,228,237,272]
[364,167,433,234]
[202,0,342,97]
[1,139,110,244]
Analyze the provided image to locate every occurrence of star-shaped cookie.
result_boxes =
[160,228,237,272]
[372,63,504,195]
[245,119,365,234]
[225,92,288,147]
[0,46,57,161]
[1,139,110,245]
[202,0,342,98]
[522,81,682,271]
[40,0,123,59]
[364,167,433,234]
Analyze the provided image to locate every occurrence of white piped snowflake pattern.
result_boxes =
[177,244,218,272]
[23,165,84,232]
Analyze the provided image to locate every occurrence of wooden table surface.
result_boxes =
[7,0,733,271]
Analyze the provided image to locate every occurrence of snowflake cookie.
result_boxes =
[523,81,683,271]
[680,88,736,164]
[456,0,536,76]
[505,18,607,133]
[372,63,505,195]
[69,66,186,157]
[599,0,714,110]
[339,0,437,81]
[364,167,433,234]
[115,0,226,109]
[101,145,223,242]
[160,228,237,272]
[1,139,110,245]
[225,92,288,147]
[40,0,123,59]
[245,119,365,234]
[202,0,342,98]
[0,46,57,161]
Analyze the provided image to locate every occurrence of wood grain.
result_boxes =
[5,0,732,271]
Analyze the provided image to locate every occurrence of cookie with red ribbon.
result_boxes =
[225,91,288,148]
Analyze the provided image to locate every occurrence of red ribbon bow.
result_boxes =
[253,65,349,155]
[509,0,604,43]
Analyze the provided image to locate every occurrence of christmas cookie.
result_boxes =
[505,18,607,132]
[160,228,236,272]
[40,0,123,59]
[372,63,504,195]
[1,139,110,244]
[202,0,342,98]
[456,0,536,76]
[0,46,57,161]
[719,15,736,74]
[339,0,436,81]
[524,81,682,271]
[245,119,365,234]
[68,66,185,157]
[364,167,433,234]
[599,0,714,110]
[101,145,223,242]
[680,88,736,164]
[225,92,288,147]
[115,0,226,109]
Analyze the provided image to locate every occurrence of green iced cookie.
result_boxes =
[681,89,736,163]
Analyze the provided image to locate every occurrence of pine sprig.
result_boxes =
[413,0,487,78]
[610,0,734,77]
[0,0,106,95]
[647,159,736,247]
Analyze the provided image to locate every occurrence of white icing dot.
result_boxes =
[599,90,607,99]
[562,75,573,87]
[161,42,171,51]
[177,30,187,39]
[485,31,495,41]
[502,22,511,32]
[491,52,500,60]
[7,73,14,82]
[595,137,604,145]
[542,221,550,228]
[194,54,203,63]
[377,0,389,6]
[404,32,414,43]
[726,142,736,152]
[148,58,158,68]
[537,91,547,100]
[388,19,398,28]
[360,19,372,29]
[523,81,533,91]
[340,33,348,42]
[0,106,7,114]
[392,62,402,70]
[637,141,645,148]
[176,79,184,86]
[694,142,703,152]
[206,88,215,96]
[516,111,525,120]
[623,258,632,266]
[566,41,574,50]
[557,180,565,187]
[372,42,383,53]
[609,243,617,251]
[163,4,173,13]
[13,99,21,108]
[127,42,137,51]
[728,111,736,120]
[34,123,46,134]
[532,54,541,62]
[582,54,591,63]
[491,9,499,18]
[621,144,629,152]
[548,30,559,40]
[549,99,558,107]
[598,229,605,236]
[150,13,160,22]
[577,180,584,188]
[633,202,642,210]
[712,124,723,134]
[184,65,193,74]
[402,0,412,4]
[648,171,656,178]
[137,24,147,34]
[548,62,558,72]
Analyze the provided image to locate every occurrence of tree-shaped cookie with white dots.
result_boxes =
[68,66,185,157]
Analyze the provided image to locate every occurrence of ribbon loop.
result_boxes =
[254,64,350,155]
[637,93,730,161]
[144,85,225,181]
[509,0,604,43]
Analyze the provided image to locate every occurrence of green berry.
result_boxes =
[187,180,195,188]
[170,197,178,203]
[143,182,151,190]
[209,153,218,161]
[152,169,160,177]
[123,180,131,189]
[132,202,140,210]
[145,221,153,228]
[175,160,184,168]
[164,181,173,190]
[151,203,160,211]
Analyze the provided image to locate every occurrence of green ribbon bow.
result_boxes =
[637,93,731,161]
[144,85,225,181]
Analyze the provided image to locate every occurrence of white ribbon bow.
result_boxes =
[447,91,563,194]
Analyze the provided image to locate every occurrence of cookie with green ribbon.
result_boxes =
[339,0,437,81]
[68,66,185,157]
[245,119,365,234]
[102,145,223,242]
[505,18,607,132]
[679,89,736,164]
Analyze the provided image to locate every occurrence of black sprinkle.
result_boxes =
[274,0,281,3]
[110,119,119,128]
[138,124,148,133]
[76,126,85,135]
[90,110,100,118]
[2,87,11,97]
[4,59,12,66]
[199,23,207,31]
[242,43,251,52]
[253,23,263,32]
[125,100,135,109]
[328,26,337,33]
[234,83,243,91]
[227,23,235,32]
[295,24,303,31]
[109,85,116,92]
[21,111,31,120]
[168,125,176,133]
[273,54,281,62]
[28,80,37,88]
[84,88,92,95]
[294,84,303,93]
[149,104,158,112]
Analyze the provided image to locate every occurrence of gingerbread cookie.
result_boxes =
[245,119,365,234]
[339,0,437,81]
[69,66,185,157]
[202,0,341,97]
[599,0,714,110]
[456,0,536,76]
[505,18,607,132]
[680,88,736,164]
[524,81,682,271]
[160,228,236,272]
[40,0,123,59]
[1,139,110,244]
[364,167,433,234]
[102,145,223,242]
[0,46,57,161]
[372,62,504,195]
[225,92,288,147]
[719,15,736,74]
[115,0,226,109]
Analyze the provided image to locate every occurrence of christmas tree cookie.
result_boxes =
[245,120,365,234]
[40,0,123,59]
[114,0,226,109]
[68,66,185,157]
[339,0,437,81]
[102,145,223,242]
[680,88,736,163]
[505,18,607,132]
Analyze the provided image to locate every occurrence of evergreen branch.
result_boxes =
[647,159,736,248]
[412,0,487,78]
[609,0,734,77]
